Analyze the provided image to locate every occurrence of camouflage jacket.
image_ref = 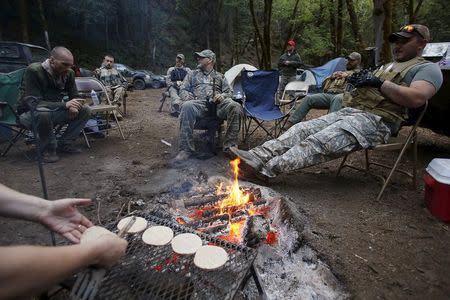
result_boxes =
[97,67,126,87]
[179,69,232,102]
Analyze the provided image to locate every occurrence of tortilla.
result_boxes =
[171,233,202,255]
[80,226,116,244]
[142,226,174,246]
[117,216,148,233]
[194,245,229,270]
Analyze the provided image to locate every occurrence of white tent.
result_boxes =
[224,64,258,91]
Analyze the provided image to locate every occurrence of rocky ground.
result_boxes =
[0,88,449,299]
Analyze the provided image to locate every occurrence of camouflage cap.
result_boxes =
[388,24,431,42]
[194,49,216,62]
[176,53,185,61]
[346,52,362,62]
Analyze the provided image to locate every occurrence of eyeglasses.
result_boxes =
[401,24,424,39]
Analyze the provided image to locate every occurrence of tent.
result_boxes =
[308,57,347,92]
[224,63,258,96]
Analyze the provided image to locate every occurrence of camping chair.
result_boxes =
[75,77,125,148]
[336,101,428,201]
[0,68,28,156]
[241,70,294,145]
[278,80,309,113]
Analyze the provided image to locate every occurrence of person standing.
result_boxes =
[165,54,191,116]
[277,39,304,103]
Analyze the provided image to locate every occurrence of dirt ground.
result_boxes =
[1,88,449,299]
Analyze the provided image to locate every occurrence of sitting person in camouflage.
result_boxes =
[165,53,190,116]
[286,51,362,127]
[174,49,243,161]
[95,54,127,107]
[231,24,443,179]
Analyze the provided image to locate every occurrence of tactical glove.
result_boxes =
[347,69,384,89]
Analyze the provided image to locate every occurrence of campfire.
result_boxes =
[173,158,277,246]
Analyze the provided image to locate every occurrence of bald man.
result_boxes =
[18,46,91,162]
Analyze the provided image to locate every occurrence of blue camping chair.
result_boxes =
[241,70,294,145]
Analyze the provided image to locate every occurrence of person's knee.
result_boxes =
[77,106,91,120]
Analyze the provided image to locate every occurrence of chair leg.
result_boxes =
[82,130,91,149]
[1,128,25,156]
[336,154,349,176]
[412,133,418,188]
[112,111,126,140]
[158,94,167,112]
[364,149,370,171]
[123,95,127,115]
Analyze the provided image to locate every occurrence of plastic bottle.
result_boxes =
[91,90,100,105]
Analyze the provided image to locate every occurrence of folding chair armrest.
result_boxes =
[0,101,20,119]
[278,98,296,106]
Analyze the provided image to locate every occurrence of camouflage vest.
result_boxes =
[322,70,355,94]
[343,56,427,126]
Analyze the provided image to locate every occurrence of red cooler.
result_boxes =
[424,158,450,223]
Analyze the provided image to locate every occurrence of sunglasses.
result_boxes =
[400,25,424,39]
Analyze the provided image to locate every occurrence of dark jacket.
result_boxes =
[278,50,303,77]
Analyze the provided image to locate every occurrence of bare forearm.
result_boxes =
[0,244,97,299]
[0,183,48,222]
[380,80,433,108]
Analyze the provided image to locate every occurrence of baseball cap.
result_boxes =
[287,40,296,47]
[388,24,431,42]
[194,49,216,61]
[346,52,361,62]
[176,53,185,61]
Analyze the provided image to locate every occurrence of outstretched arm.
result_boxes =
[0,235,128,300]
[381,80,436,108]
[0,183,93,243]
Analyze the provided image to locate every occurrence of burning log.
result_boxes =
[244,215,270,247]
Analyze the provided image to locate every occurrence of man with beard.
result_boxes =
[285,51,362,128]
[165,54,191,116]
[231,24,443,179]
[174,49,243,161]
[95,54,127,107]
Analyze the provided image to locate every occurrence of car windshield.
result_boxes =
[29,47,49,63]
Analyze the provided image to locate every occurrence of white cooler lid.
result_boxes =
[426,158,450,184]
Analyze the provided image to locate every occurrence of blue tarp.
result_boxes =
[309,57,347,89]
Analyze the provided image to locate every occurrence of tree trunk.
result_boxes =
[37,0,51,50]
[329,0,337,55]
[336,0,344,55]
[373,0,385,65]
[381,0,392,63]
[105,15,109,51]
[409,0,425,23]
[346,0,364,50]
[19,0,29,42]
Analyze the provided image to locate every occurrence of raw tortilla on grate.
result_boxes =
[171,233,202,255]
[142,226,174,246]
[80,226,116,243]
[194,245,229,270]
[117,216,148,233]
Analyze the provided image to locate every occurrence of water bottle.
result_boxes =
[90,90,100,105]
[236,91,242,100]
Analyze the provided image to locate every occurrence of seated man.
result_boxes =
[231,24,442,179]
[17,46,91,162]
[166,53,190,116]
[0,183,127,299]
[175,49,243,161]
[95,54,127,107]
[286,51,362,127]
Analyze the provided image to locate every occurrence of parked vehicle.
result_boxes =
[114,63,165,90]
[0,41,49,73]
[136,70,166,89]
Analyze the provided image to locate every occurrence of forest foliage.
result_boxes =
[1,0,449,73]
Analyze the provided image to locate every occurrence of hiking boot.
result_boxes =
[57,144,82,154]
[173,150,192,163]
[229,147,264,171]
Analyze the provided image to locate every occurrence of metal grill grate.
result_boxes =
[83,213,257,300]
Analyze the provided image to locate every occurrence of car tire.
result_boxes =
[151,81,162,89]
[133,78,146,90]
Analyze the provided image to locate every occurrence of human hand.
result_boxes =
[213,94,224,103]
[68,106,79,120]
[347,70,384,89]
[38,198,94,243]
[87,235,128,267]
[66,99,82,110]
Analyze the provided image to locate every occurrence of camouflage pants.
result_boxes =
[277,75,296,104]
[106,86,125,106]
[178,98,243,152]
[168,86,182,113]
[250,107,391,175]
[288,93,343,124]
